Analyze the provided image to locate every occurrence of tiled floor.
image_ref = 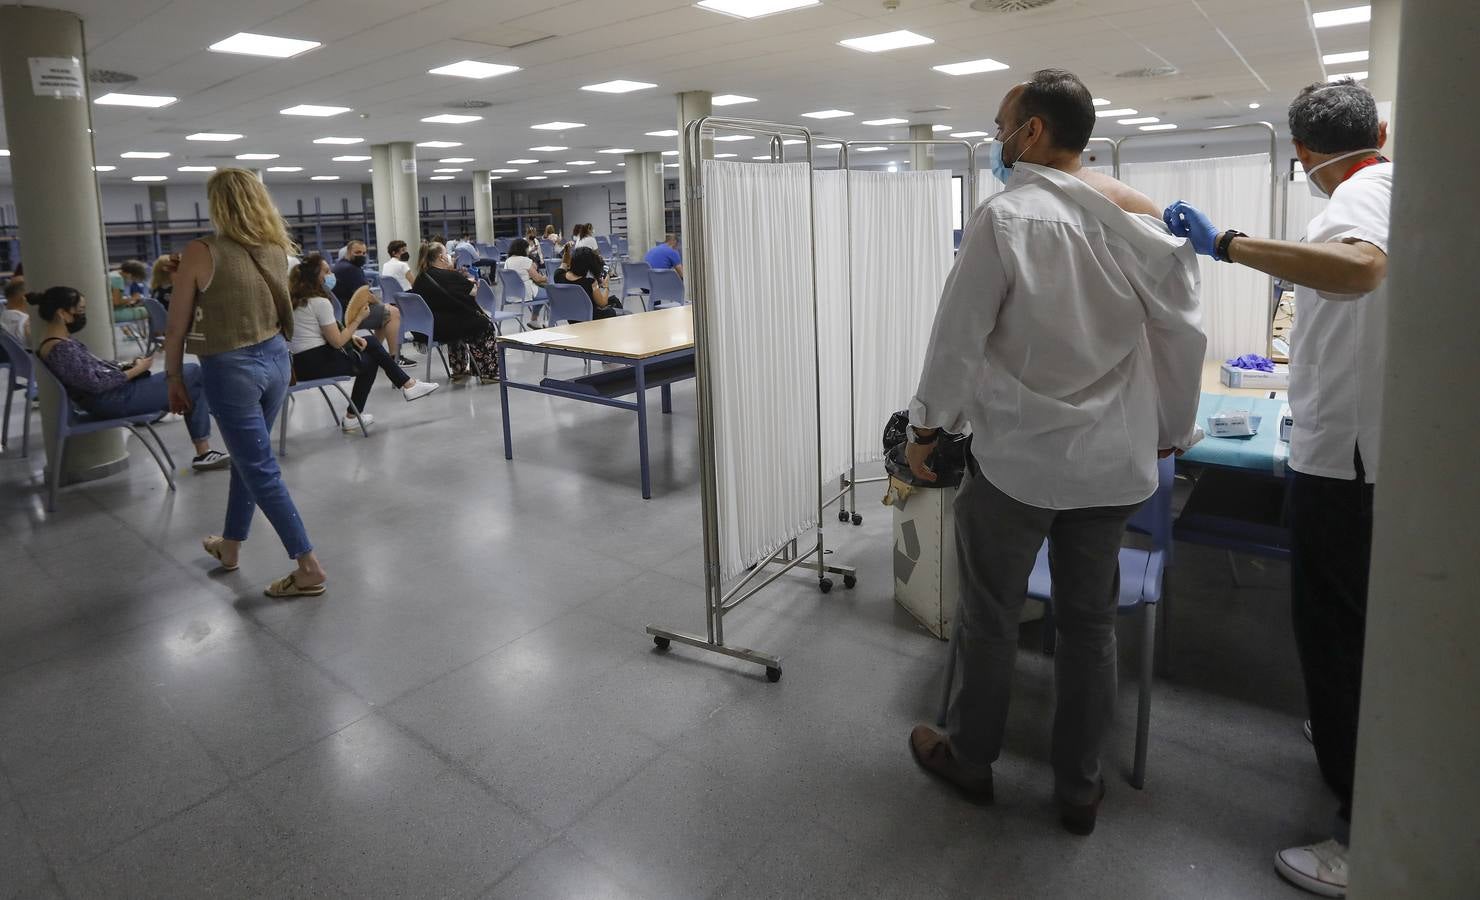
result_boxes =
[0,349,1327,898]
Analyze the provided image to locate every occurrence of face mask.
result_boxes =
[1304,148,1379,199]
[398,252,410,262]
[350,254,367,267]
[323,273,337,292]
[989,120,1032,186]
[66,312,87,333]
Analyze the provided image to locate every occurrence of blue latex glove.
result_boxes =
[1163,200,1220,258]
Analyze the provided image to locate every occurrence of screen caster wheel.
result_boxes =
[851,513,863,526]
[837,509,850,522]
[766,666,782,683]
[818,578,834,594]
[653,636,671,651]
[843,574,857,589]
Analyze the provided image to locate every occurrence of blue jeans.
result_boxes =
[86,362,212,444]
[199,335,313,559]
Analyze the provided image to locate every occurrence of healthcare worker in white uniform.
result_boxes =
[1165,77,1392,899]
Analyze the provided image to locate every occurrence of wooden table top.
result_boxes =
[499,306,694,360]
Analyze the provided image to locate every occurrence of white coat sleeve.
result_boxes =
[907,205,1010,434]
[1144,243,1207,449]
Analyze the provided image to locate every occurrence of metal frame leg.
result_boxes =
[140,422,176,474]
[661,383,672,415]
[635,360,651,499]
[1132,600,1158,790]
[327,384,368,437]
[499,345,514,460]
[127,424,177,492]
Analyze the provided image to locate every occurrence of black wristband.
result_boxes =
[1215,230,1246,263]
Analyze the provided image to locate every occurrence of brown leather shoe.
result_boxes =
[1058,779,1106,836]
[908,725,994,805]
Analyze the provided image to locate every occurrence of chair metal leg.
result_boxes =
[2,379,12,451]
[328,383,368,437]
[436,346,450,378]
[316,387,342,427]
[19,385,29,457]
[140,422,176,474]
[127,424,176,492]
[1132,601,1158,790]
[47,434,66,511]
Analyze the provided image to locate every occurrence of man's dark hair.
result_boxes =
[386,240,407,257]
[1288,78,1379,153]
[1017,68,1096,153]
[119,259,148,280]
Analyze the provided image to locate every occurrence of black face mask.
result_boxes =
[350,254,368,267]
[66,313,87,333]
[398,252,410,262]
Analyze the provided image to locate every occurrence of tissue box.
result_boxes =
[1280,404,1293,443]
[1220,363,1289,390]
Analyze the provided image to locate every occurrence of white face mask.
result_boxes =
[1304,148,1379,199]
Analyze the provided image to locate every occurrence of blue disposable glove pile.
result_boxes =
[1227,354,1275,372]
[1163,200,1220,257]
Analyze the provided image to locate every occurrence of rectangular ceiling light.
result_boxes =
[1140,123,1177,131]
[931,124,953,132]
[751,155,772,160]
[529,145,567,152]
[1323,50,1369,65]
[932,58,1009,76]
[186,132,243,142]
[646,129,680,137]
[311,175,339,181]
[491,168,519,173]
[1118,116,1160,125]
[598,148,634,154]
[661,150,679,156]
[1095,108,1138,118]
[265,166,303,172]
[525,175,547,181]
[696,0,819,18]
[121,151,170,159]
[1092,98,1111,106]
[236,153,279,160]
[1327,70,1369,82]
[282,104,351,117]
[92,164,115,171]
[863,117,909,126]
[531,121,585,130]
[581,80,658,94]
[416,141,462,148]
[313,137,363,145]
[1313,6,1371,28]
[567,160,596,165]
[421,113,482,124]
[589,169,612,174]
[711,94,757,106]
[781,139,805,145]
[801,109,852,119]
[817,142,842,150]
[427,60,520,79]
[838,31,934,53]
[439,157,475,163]
[94,92,177,108]
[713,153,737,158]
[209,32,321,58]
[507,158,539,164]
[131,175,168,182]
[177,165,217,172]
[433,168,463,173]
[429,175,454,181]
[950,130,989,138]
[332,155,371,162]
[713,134,754,142]
[855,146,888,152]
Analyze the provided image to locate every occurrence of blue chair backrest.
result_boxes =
[0,330,32,381]
[543,259,560,281]
[539,239,558,258]
[546,283,594,325]
[392,292,435,338]
[29,349,78,427]
[595,236,612,256]
[140,296,168,338]
[622,261,652,293]
[474,279,498,317]
[495,237,512,256]
[497,268,529,303]
[648,269,685,306]
[1127,456,1175,550]
[328,294,345,322]
[378,276,402,298]
[453,245,477,270]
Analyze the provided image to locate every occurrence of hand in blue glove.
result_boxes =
[1163,200,1219,257]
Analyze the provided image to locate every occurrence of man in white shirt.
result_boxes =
[380,240,413,291]
[1165,78,1390,899]
[905,69,1205,836]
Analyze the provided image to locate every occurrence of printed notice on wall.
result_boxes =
[400,159,417,175]
[29,56,84,99]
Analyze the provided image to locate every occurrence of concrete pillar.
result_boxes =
[908,123,935,171]
[623,152,664,259]
[1347,1,1479,897]
[676,90,712,258]
[472,171,494,243]
[0,5,127,481]
[370,142,420,250]
[1367,0,1401,159]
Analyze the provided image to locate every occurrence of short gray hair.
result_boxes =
[1288,78,1380,154]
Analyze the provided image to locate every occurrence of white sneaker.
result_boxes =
[1275,839,1348,897]
[402,381,440,402]
[343,412,374,432]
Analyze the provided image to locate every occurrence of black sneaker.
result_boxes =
[192,450,232,471]
[394,355,418,368]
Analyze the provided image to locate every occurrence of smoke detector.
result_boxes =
[970,0,1059,11]
[1116,64,1180,79]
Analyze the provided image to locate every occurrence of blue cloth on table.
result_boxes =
[1226,353,1275,372]
[1180,392,1289,475]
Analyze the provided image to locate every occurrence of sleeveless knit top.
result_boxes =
[186,236,294,356]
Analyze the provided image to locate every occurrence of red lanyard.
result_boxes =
[1340,155,1388,184]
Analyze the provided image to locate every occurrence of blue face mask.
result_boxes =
[323,273,337,292]
[989,120,1031,186]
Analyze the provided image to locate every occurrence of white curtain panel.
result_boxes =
[701,160,820,582]
[1120,154,1274,361]
[848,169,955,463]
[1285,176,1328,239]
[812,170,853,481]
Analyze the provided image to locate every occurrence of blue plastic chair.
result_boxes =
[141,296,168,353]
[377,276,403,300]
[538,239,558,260]
[542,258,561,282]
[1,329,38,457]
[936,456,1174,790]
[648,268,686,308]
[595,236,613,258]
[497,268,548,323]
[32,352,176,511]
[389,292,451,381]
[279,375,366,455]
[475,279,524,334]
[453,245,478,273]
[621,261,653,310]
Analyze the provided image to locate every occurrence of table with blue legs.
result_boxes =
[496,307,695,499]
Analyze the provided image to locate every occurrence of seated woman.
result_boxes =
[522,227,544,267]
[503,238,549,327]
[149,255,174,307]
[289,254,439,430]
[411,242,502,383]
[556,246,622,320]
[32,285,230,471]
[573,223,599,251]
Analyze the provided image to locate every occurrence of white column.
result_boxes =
[472,171,494,244]
[0,5,127,480]
[1367,0,1402,160]
[370,142,420,250]
[1348,1,1479,897]
[623,152,664,258]
[676,90,712,257]
[908,123,935,171]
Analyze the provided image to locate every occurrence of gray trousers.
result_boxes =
[946,465,1140,805]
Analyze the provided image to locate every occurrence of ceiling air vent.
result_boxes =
[1116,64,1180,79]
[970,0,1058,11]
[444,99,495,109]
[88,69,138,85]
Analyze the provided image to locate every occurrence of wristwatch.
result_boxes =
[1215,229,1247,263]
